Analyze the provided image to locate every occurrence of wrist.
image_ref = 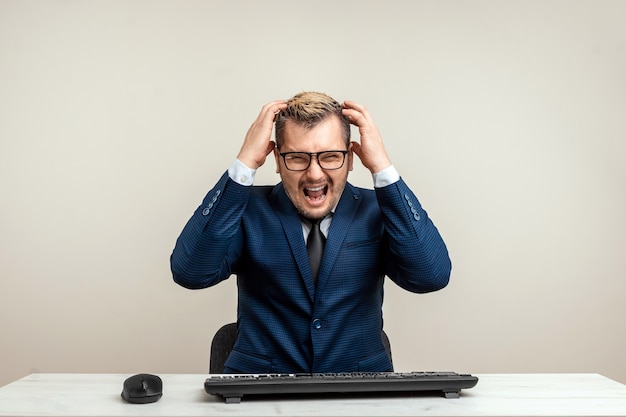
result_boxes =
[368,156,392,175]
[236,152,260,170]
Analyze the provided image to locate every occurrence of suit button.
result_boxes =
[202,208,210,216]
[313,319,322,330]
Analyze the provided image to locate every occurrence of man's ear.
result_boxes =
[347,143,354,171]
[273,147,281,173]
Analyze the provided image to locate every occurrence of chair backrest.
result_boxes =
[381,329,393,368]
[209,322,393,373]
[209,323,238,374]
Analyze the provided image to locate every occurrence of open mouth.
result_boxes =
[304,185,328,203]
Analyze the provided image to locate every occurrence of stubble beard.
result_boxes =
[284,174,348,220]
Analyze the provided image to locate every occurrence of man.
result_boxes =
[171,92,451,374]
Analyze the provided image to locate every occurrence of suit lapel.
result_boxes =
[315,183,362,297]
[269,182,363,302]
[270,184,316,300]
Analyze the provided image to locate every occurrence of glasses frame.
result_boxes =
[278,150,349,171]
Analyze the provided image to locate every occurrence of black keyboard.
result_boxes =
[205,371,479,403]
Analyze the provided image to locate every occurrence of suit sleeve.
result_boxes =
[375,178,452,293]
[170,171,250,289]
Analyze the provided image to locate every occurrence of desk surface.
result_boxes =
[1,373,626,416]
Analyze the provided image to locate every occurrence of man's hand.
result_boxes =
[237,100,287,169]
[342,100,392,174]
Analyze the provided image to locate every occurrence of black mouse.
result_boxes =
[121,373,162,404]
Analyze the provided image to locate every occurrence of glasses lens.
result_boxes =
[283,153,310,171]
[318,151,346,169]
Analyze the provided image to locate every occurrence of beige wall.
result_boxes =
[1,0,625,387]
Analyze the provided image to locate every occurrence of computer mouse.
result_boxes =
[121,373,162,404]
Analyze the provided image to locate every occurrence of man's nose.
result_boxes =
[306,155,325,176]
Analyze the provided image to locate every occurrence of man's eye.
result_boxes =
[288,155,308,162]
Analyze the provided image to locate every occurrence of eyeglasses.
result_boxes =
[279,150,348,171]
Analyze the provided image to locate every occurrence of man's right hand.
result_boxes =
[236,100,287,169]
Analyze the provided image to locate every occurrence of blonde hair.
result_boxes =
[275,92,351,148]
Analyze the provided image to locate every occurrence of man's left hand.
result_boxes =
[342,100,392,174]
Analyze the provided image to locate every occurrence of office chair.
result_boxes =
[209,323,238,374]
[209,322,393,374]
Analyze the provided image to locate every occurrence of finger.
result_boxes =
[342,100,371,117]
[342,107,368,127]
[258,100,287,123]
[253,100,287,127]
[342,100,362,110]
[260,99,287,112]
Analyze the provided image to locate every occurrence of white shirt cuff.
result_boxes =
[372,165,400,188]
[228,159,256,186]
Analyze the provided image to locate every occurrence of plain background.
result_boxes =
[1,0,625,388]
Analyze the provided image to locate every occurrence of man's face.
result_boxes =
[274,115,353,220]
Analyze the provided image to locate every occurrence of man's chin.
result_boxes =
[298,203,331,220]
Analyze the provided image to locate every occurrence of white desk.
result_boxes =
[1,373,625,416]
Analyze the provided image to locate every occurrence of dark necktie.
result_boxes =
[306,218,326,282]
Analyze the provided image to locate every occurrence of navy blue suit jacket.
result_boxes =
[171,172,451,373]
